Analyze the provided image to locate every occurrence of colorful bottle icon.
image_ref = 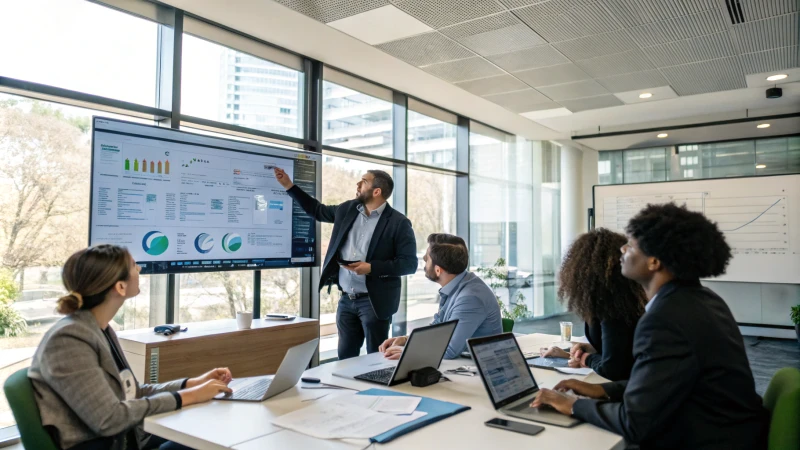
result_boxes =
[125,158,130,170]
[134,159,139,171]
[142,159,147,173]
[165,160,170,174]
[150,161,155,172]
[157,161,162,174]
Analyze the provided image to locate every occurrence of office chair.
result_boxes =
[4,368,59,450]
[763,367,800,450]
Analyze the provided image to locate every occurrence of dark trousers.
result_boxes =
[336,294,391,360]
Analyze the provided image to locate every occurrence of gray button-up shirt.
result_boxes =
[339,202,387,295]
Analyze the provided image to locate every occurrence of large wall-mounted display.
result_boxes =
[90,118,320,274]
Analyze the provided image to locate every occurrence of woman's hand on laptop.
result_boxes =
[179,380,233,406]
[540,346,570,358]
[186,367,233,389]
[552,379,607,399]
[379,336,407,352]
[383,346,404,360]
[530,389,577,416]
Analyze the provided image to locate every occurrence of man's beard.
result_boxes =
[424,266,438,283]
[356,189,373,204]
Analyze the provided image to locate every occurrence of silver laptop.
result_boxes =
[217,338,318,402]
[333,320,457,386]
[468,333,581,427]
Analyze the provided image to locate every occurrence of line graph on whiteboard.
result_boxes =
[601,190,789,255]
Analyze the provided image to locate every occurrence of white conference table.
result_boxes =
[144,333,624,450]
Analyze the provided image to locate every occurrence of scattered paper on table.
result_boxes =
[335,394,421,415]
[272,401,427,439]
[555,367,593,375]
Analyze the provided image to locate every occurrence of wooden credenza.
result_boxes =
[117,317,319,383]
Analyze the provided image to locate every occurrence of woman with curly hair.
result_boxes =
[540,228,646,381]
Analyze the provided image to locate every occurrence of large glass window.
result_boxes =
[623,148,669,183]
[318,156,394,360]
[0,94,165,428]
[405,170,457,330]
[0,0,158,106]
[598,151,623,184]
[407,101,457,170]
[322,75,393,159]
[261,269,301,317]
[182,34,304,138]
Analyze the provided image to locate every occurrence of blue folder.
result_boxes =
[357,388,471,443]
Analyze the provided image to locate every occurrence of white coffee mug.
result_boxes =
[236,311,253,330]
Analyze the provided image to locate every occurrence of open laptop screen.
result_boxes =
[470,334,539,407]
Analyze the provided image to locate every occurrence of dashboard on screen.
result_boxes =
[89,117,320,274]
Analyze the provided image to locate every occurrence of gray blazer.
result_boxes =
[28,310,183,450]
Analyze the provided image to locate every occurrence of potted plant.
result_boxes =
[791,305,800,344]
[476,258,530,332]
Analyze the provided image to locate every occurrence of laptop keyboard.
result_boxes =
[232,378,272,400]
[510,401,536,412]
[354,367,395,384]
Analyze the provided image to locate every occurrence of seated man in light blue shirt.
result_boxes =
[378,233,502,360]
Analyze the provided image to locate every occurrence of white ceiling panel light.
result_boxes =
[757,123,771,128]
[327,5,433,45]
[657,133,668,138]
[766,74,788,81]
[745,68,800,88]
[614,85,678,104]
[521,108,573,121]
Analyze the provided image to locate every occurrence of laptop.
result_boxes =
[468,333,581,427]
[333,320,458,386]
[217,338,318,402]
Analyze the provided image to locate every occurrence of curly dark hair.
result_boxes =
[626,203,732,280]
[558,228,646,324]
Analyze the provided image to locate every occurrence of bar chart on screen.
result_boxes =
[594,175,799,283]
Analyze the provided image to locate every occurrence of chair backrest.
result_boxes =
[763,367,800,450]
[4,368,60,450]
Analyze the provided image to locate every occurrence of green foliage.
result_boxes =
[791,305,800,325]
[477,258,530,321]
[0,303,28,337]
[0,269,20,303]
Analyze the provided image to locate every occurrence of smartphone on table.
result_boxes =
[485,418,545,436]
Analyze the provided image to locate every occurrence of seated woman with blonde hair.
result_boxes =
[540,228,646,381]
[29,245,233,450]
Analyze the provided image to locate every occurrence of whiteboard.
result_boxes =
[593,174,800,284]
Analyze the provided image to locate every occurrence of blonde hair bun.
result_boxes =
[56,292,83,315]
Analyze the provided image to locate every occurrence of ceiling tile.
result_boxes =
[739,46,800,75]
[558,94,624,112]
[737,0,798,21]
[376,32,474,66]
[483,88,552,113]
[601,0,719,28]
[440,13,546,56]
[645,31,736,68]
[515,1,622,42]
[514,63,591,87]
[575,49,654,78]
[454,74,529,96]
[538,79,609,100]
[392,0,506,29]
[273,0,389,23]
[521,106,573,119]
[553,30,636,61]
[327,5,433,45]
[613,85,678,104]
[660,57,747,95]
[487,45,570,72]
[420,57,504,82]
[596,69,670,92]
[626,9,728,47]
[499,0,582,11]
[732,13,800,54]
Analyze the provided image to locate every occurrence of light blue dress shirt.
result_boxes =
[338,202,387,295]
[431,271,503,359]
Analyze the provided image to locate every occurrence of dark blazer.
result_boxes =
[572,280,768,450]
[583,317,637,381]
[287,185,417,320]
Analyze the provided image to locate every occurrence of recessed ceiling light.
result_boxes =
[766,74,788,81]
[757,123,770,128]
[639,92,653,99]
[657,133,668,138]
[756,164,767,169]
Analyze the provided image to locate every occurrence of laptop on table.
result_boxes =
[333,320,458,386]
[468,333,581,427]
[217,338,318,402]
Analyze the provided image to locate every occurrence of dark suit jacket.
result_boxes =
[287,185,417,320]
[584,317,637,381]
[572,280,768,450]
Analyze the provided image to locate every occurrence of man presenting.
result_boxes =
[379,233,502,360]
[273,168,417,360]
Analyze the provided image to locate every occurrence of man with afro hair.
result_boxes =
[532,203,768,450]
